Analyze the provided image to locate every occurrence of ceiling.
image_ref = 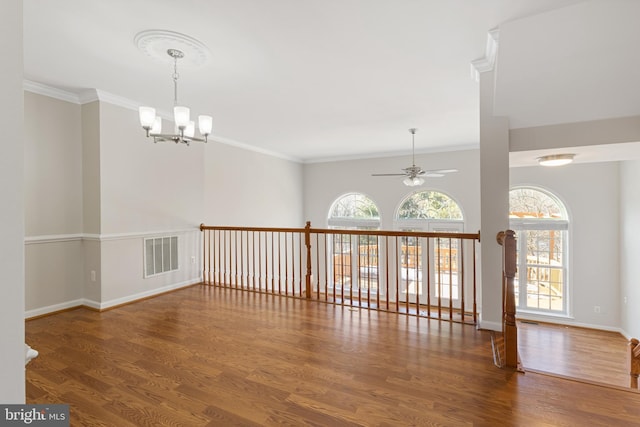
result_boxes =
[23,0,639,163]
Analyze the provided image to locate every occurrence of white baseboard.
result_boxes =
[517,313,626,335]
[97,279,200,310]
[25,299,86,319]
[24,279,200,318]
[478,320,502,332]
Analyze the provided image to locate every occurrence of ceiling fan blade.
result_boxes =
[372,173,407,177]
[425,168,458,174]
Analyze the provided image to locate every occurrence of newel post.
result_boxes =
[304,221,312,299]
[629,338,640,388]
[502,229,518,369]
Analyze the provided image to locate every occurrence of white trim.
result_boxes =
[97,278,199,310]
[518,313,626,335]
[82,234,102,241]
[99,228,198,242]
[470,28,500,82]
[81,299,101,310]
[23,80,82,104]
[478,319,502,332]
[24,234,84,244]
[25,299,85,319]
[23,80,301,162]
[24,229,199,244]
[305,143,478,164]
[93,89,144,112]
[211,134,302,163]
[24,279,200,318]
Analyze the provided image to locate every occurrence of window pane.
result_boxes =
[511,187,568,315]
[398,191,463,220]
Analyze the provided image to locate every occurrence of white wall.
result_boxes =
[511,162,620,329]
[620,159,640,338]
[479,68,510,331]
[0,0,25,403]
[99,102,205,234]
[25,93,83,235]
[93,102,206,306]
[304,149,480,232]
[23,93,305,313]
[204,143,304,227]
[24,92,84,314]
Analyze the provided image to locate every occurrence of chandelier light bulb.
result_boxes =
[198,115,213,137]
[138,46,213,144]
[174,106,191,129]
[185,121,195,138]
[139,106,156,129]
[150,116,162,134]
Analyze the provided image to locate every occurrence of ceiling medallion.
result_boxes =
[134,29,211,67]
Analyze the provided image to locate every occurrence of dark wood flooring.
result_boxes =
[25,285,640,426]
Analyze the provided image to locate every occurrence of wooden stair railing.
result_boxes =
[200,222,481,325]
[629,338,640,388]
[497,229,518,369]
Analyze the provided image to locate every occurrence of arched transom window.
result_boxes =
[328,193,380,229]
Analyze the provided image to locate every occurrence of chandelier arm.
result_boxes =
[139,47,211,145]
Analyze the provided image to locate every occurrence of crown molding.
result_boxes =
[304,143,478,164]
[22,80,300,162]
[210,135,302,163]
[470,28,500,82]
[23,80,82,104]
[93,89,143,112]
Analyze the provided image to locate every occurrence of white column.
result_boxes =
[478,69,510,331]
[0,0,26,402]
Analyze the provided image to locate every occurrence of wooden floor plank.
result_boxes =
[26,285,640,426]
[518,320,630,387]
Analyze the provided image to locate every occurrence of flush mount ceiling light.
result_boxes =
[537,154,575,167]
[136,31,213,145]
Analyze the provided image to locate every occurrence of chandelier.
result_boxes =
[138,48,213,145]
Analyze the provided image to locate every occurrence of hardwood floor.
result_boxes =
[518,320,630,388]
[26,285,640,426]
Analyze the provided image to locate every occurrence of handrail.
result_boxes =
[201,223,480,240]
[200,222,481,324]
[498,229,518,369]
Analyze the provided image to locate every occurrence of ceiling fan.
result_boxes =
[372,128,458,186]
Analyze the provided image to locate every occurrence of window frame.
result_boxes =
[509,186,570,317]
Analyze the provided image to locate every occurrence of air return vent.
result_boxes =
[144,236,179,277]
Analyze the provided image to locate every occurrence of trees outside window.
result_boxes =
[395,191,464,302]
[509,187,569,315]
[328,193,381,292]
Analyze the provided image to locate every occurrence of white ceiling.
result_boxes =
[24,0,637,163]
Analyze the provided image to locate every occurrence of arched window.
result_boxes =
[509,187,569,315]
[395,190,465,303]
[396,190,463,233]
[328,192,380,229]
[327,193,381,294]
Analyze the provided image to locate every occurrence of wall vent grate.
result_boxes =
[144,236,179,277]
